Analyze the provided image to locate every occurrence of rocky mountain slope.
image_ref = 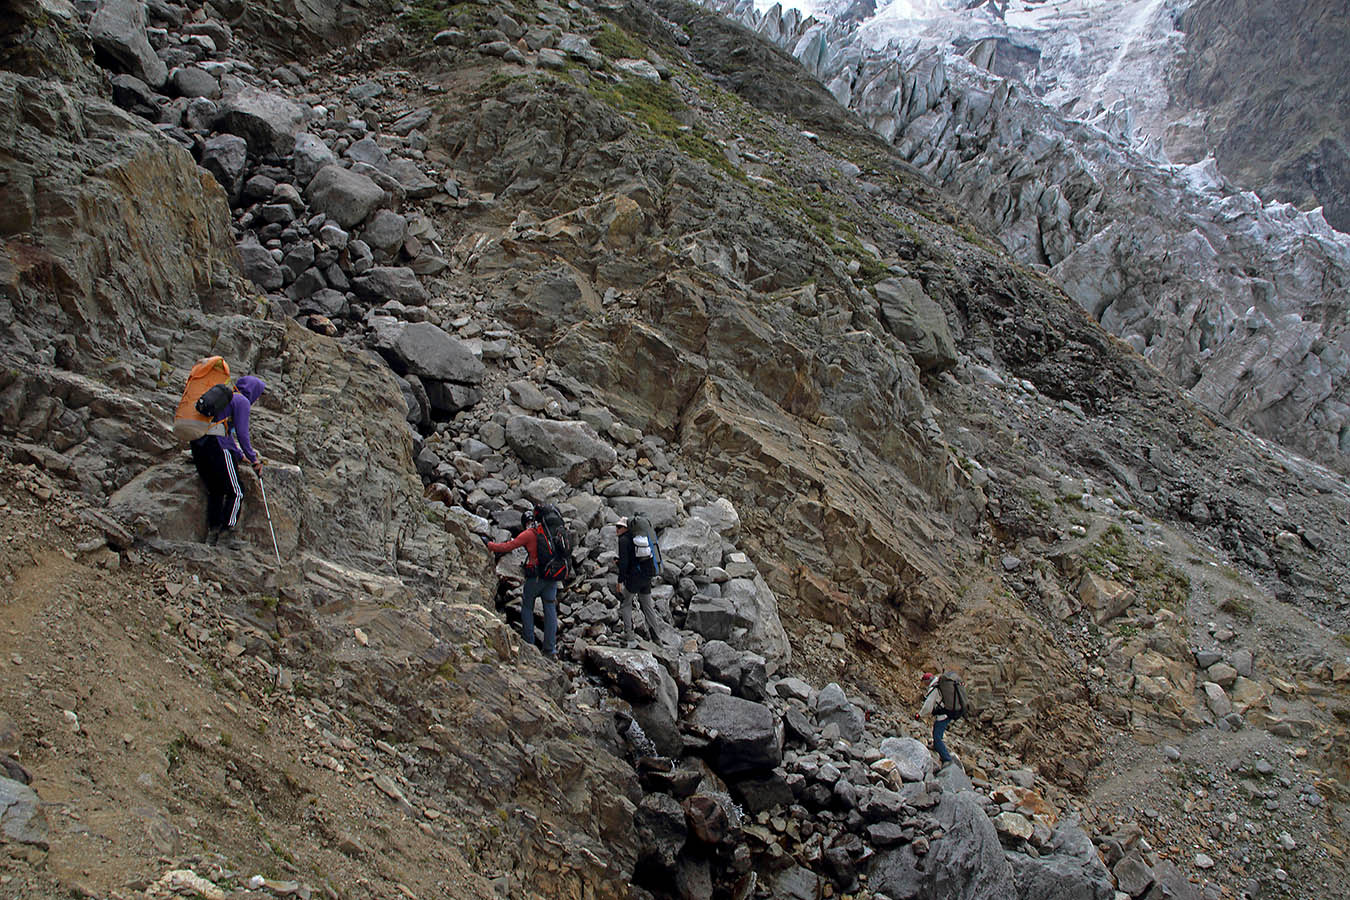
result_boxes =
[1,0,1349,899]
[704,0,1350,472]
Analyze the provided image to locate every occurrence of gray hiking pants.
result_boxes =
[620,588,663,644]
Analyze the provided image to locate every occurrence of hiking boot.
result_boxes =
[205,528,220,546]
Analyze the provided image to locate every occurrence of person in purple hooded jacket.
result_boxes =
[190,375,266,545]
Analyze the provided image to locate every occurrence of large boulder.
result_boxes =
[304,164,384,229]
[689,693,782,776]
[685,596,739,642]
[217,86,309,156]
[816,682,865,743]
[236,238,283,291]
[880,736,934,782]
[721,576,791,669]
[292,133,337,187]
[200,134,248,200]
[504,416,617,485]
[372,321,483,384]
[609,496,678,529]
[1005,823,1114,900]
[584,646,682,757]
[634,792,686,883]
[660,517,722,570]
[870,844,924,900]
[90,0,168,87]
[874,277,957,373]
[928,790,1017,899]
[351,266,431,306]
[0,775,48,848]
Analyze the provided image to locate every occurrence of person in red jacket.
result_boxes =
[484,510,559,658]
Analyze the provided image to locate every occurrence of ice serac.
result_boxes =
[695,0,1350,470]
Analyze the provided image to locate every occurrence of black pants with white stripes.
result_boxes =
[190,436,243,532]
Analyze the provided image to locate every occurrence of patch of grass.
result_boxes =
[1116,622,1139,638]
[1219,595,1255,623]
[591,22,647,60]
[588,78,735,175]
[1082,524,1190,611]
[166,733,188,773]
[432,659,458,682]
[399,0,489,36]
[219,731,233,748]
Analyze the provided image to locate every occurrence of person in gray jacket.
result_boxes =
[916,671,964,766]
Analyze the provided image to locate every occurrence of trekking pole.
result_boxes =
[256,471,283,569]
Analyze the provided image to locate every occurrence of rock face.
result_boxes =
[696,0,1350,470]
[1173,0,1350,233]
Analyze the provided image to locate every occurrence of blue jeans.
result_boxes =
[522,577,559,656]
[932,717,953,763]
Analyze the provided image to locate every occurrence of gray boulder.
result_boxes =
[386,158,439,200]
[293,133,337,187]
[91,0,168,87]
[660,517,722,569]
[721,576,791,669]
[609,496,678,529]
[200,134,248,200]
[1112,852,1155,897]
[344,136,388,168]
[236,239,283,292]
[0,775,48,848]
[689,693,782,776]
[874,277,957,373]
[558,33,603,68]
[929,790,1017,899]
[880,736,934,782]
[373,321,483,384]
[351,266,431,306]
[217,86,309,156]
[685,596,738,642]
[424,381,482,417]
[870,844,923,899]
[584,646,682,757]
[1006,823,1113,900]
[816,682,865,743]
[504,416,617,485]
[1142,862,1201,900]
[635,792,686,881]
[304,164,384,229]
[361,209,407,262]
[170,66,218,99]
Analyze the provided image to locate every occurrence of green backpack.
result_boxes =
[938,672,968,719]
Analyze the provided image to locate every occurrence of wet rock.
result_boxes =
[91,0,168,87]
[504,416,617,485]
[635,792,685,882]
[304,164,384,229]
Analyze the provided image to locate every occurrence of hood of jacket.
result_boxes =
[236,375,266,404]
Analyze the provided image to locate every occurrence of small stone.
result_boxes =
[1194,853,1214,869]
[1001,555,1022,572]
[1277,831,1296,851]
[1161,745,1181,762]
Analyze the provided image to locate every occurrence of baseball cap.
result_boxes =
[616,517,630,529]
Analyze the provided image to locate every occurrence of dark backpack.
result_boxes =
[533,504,573,582]
[195,383,234,420]
[938,672,968,719]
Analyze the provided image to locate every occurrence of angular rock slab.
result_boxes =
[929,790,1017,899]
[815,682,865,743]
[874,276,957,373]
[91,0,168,87]
[1005,821,1114,899]
[305,164,384,229]
[372,320,483,384]
[689,693,782,776]
[217,86,309,156]
[505,416,616,485]
[880,736,933,782]
[0,775,48,848]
